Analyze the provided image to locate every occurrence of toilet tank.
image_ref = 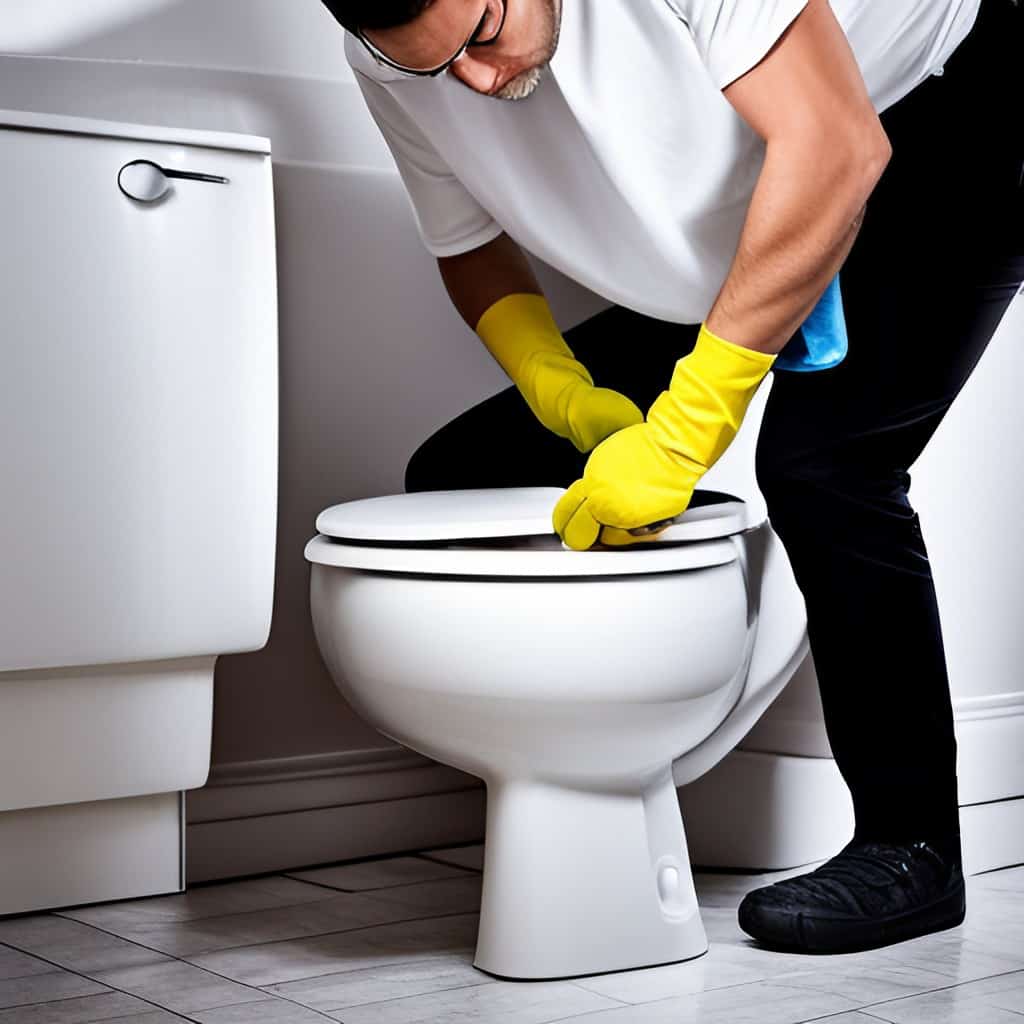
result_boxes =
[0,109,278,673]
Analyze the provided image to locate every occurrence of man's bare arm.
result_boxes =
[707,0,891,355]
[436,232,542,329]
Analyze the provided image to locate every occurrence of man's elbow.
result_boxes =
[854,123,893,187]
[819,123,891,213]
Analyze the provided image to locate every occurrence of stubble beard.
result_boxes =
[492,0,562,101]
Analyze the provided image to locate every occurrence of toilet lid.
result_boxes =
[305,487,759,578]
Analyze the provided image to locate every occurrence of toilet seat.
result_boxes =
[304,487,761,578]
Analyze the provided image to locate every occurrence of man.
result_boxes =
[321,0,1023,955]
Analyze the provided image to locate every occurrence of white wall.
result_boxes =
[0,0,355,83]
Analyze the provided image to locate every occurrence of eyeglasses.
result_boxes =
[356,1,508,78]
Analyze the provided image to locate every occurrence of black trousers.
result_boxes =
[405,0,1024,841]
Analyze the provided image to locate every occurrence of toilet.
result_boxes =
[304,484,808,980]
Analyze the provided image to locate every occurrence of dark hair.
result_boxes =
[320,1,433,35]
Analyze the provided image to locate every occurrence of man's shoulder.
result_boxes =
[343,29,409,85]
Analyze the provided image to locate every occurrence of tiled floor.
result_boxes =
[1,844,1023,1023]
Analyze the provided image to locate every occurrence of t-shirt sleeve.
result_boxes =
[662,0,810,91]
[350,68,505,258]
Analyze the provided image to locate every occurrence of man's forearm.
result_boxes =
[436,232,542,330]
[705,134,891,355]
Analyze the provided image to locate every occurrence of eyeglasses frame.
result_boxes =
[356,0,508,78]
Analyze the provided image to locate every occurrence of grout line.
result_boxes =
[0,943,69,983]
[278,874,364,895]
[851,968,1024,1015]
[416,852,484,871]
[793,1008,894,1022]
[261,974,499,1015]
[58,874,474,928]
[0,943,204,1023]
[541,978,856,1023]
[46,903,482,960]
[0,924,346,1024]
[280,866,479,894]
[177,907,481,956]
[72,1003,198,1023]
[250,951,476,992]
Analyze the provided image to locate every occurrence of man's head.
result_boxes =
[322,0,563,101]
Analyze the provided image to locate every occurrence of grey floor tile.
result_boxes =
[9,852,1022,1024]
[863,969,1024,1022]
[477,979,857,1024]
[194,997,363,1022]
[417,846,484,872]
[641,982,860,1023]
[358,876,483,917]
[970,865,1024,893]
[807,1015,902,1023]
[264,954,491,1011]
[963,884,1024,926]
[0,945,55,981]
[766,962,964,1005]
[89,958,267,1014]
[186,913,480,987]
[99,1014,194,1023]
[0,990,163,1023]
[0,970,109,1009]
[847,926,1024,985]
[711,937,883,976]
[83,891,444,958]
[0,916,170,974]
[286,857,474,892]
[60,877,339,931]
[572,946,794,1004]
[321,977,625,1023]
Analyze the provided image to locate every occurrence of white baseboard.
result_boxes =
[678,747,1024,876]
[187,691,1024,883]
[952,689,1024,806]
[185,747,485,883]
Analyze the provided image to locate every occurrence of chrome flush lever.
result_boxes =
[118,158,230,202]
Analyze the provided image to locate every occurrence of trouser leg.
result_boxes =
[753,0,1024,841]
[404,304,699,492]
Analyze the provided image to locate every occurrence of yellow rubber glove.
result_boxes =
[552,322,777,550]
[475,293,643,454]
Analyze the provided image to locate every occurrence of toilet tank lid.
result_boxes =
[313,486,752,544]
[0,107,271,154]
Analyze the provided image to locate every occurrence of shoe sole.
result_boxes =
[738,877,966,954]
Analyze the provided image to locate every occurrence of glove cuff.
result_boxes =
[647,321,776,469]
[475,293,594,438]
[475,293,593,387]
[687,322,778,379]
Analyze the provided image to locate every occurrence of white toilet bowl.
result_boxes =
[304,485,808,980]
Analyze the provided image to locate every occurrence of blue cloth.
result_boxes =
[774,272,849,372]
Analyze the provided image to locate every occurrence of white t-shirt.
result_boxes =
[346,0,981,323]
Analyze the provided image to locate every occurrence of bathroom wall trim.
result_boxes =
[199,746,434,789]
[184,745,486,882]
[185,691,1024,883]
[954,688,1024,720]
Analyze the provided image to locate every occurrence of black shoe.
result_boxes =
[737,835,966,954]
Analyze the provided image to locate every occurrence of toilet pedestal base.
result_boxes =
[473,769,708,980]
